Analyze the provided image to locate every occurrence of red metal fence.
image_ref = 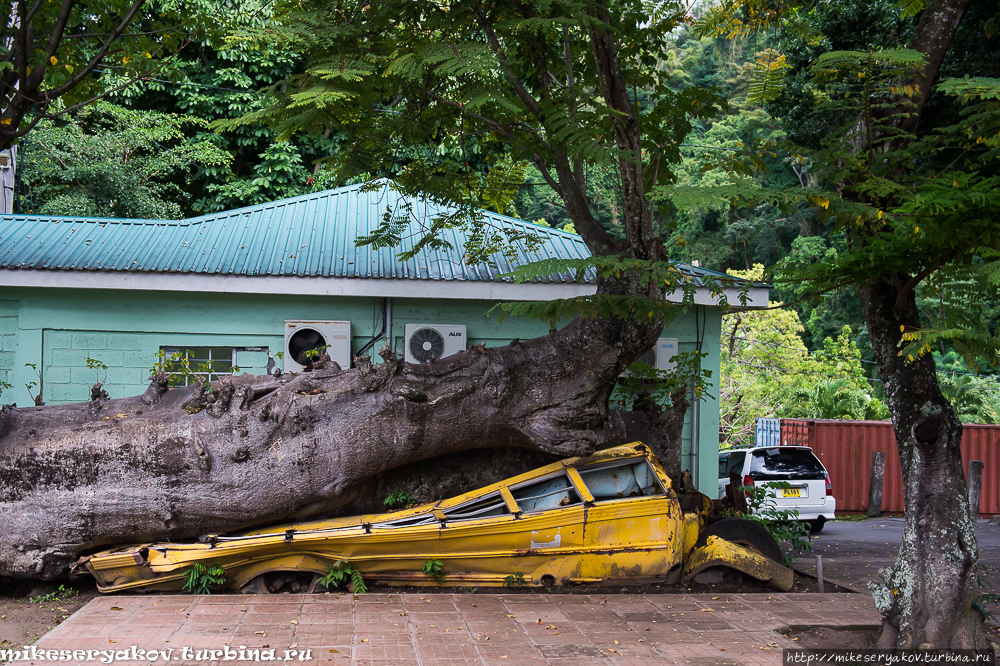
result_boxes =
[777,419,1000,515]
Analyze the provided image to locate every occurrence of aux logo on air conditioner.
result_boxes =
[449,332,463,337]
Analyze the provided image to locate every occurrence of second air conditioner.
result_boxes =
[284,320,352,372]
[404,324,467,363]
[626,337,680,375]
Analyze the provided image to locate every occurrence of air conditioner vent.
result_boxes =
[403,324,466,364]
[284,320,352,372]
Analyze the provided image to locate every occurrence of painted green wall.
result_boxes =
[0,287,721,491]
[0,300,17,397]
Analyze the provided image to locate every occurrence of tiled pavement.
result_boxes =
[790,557,895,594]
[21,592,882,666]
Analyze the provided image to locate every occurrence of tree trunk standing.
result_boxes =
[832,0,979,647]
[858,279,981,647]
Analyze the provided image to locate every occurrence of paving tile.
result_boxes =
[30,592,881,666]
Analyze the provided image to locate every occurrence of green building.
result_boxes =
[0,183,766,491]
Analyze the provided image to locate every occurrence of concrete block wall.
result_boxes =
[43,330,280,403]
[44,331,148,403]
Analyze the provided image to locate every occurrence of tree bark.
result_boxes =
[0,312,662,580]
[859,278,982,648]
[834,0,980,646]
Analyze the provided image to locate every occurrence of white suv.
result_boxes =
[718,446,836,533]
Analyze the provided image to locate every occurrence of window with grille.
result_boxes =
[159,346,268,386]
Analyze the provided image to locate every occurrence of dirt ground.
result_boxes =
[785,626,879,648]
[0,577,99,647]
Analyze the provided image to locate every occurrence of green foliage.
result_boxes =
[318,560,368,594]
[747,51,791,105]
[86,357,108,385]
[0,0,244,151]
[612,352,714,412]
[937,373,1000,425]
[422,559,444,582]
[720,266,884,446]
[302,345,330,361]
[181,562,228,595]
[224,0,725,266]
[782,378,890,420]
[21,103,232,219]
[29,585,79,604]
[740,483,813,565]
[151,349,217,390]
[502,572,526,588]
[384,490,416,510]
[973,563,1000,622]
[23,363,41,405]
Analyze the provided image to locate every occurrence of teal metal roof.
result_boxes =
[0,183,593,284]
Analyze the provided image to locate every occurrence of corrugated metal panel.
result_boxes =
[0,183,595,283]
[778,419,1000,515]
[755,418,780,447]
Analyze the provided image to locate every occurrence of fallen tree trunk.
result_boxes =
[0,314,660,580]
[329,400,692,518]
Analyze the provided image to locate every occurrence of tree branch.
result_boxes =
[899,0,971,136]
[45,0,148,99]
[893,264,942,312]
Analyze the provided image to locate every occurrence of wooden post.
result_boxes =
[727,471,748,516]
[969,460,984,521]
[867,451,885,518]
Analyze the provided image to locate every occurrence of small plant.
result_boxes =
[23,363,43,406]
[318,560,367,594]
[86,357,108,384]
[181,562,228,594]
[974,563,1000,622]
[384,490,416,509]
[29,585,78,604]
[740,482,813,564]
[422,559,444,582]
[154,349,216,389]
[303,345,330,361]
[502,572,525,588]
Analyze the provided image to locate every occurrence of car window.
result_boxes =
[371,513,439,529]
[749,449,826,480]
[511,474,581,512]
[371,491,512,529]
[444,492,511,521]
[578,459,664,501]
[718,454,729,477]
[725,452,746,477]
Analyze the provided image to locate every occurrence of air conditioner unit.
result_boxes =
[284,320,352,372]
[404,324,466,364]
[624,337,679,375]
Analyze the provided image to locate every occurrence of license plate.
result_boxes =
[782,488,801,498]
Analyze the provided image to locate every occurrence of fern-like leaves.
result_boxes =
[746,51,790,105]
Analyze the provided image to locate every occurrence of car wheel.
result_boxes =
[695,517,783,563]
[807,518,825,534]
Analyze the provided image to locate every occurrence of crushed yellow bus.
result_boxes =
[79,443,792,594]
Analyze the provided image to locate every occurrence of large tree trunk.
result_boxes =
[0,312,662,580]
[859,279,982,648]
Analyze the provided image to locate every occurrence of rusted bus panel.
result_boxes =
[778,420,1000,515]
